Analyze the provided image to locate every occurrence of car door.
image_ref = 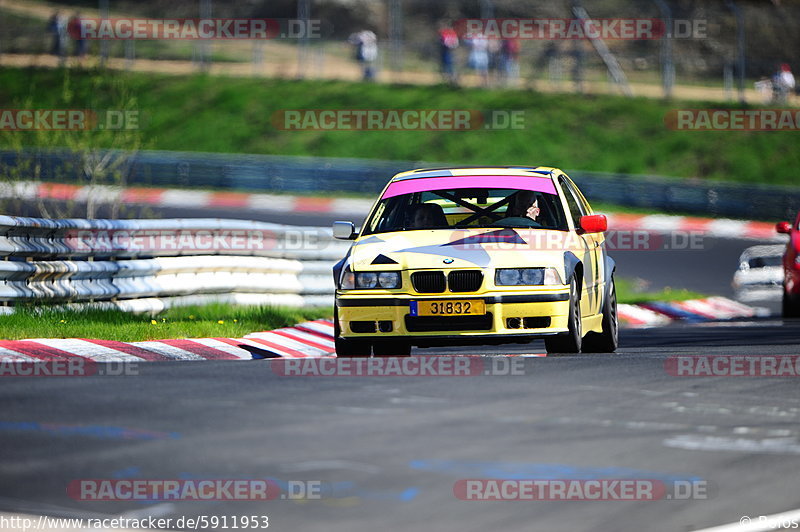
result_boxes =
[570,177,607,315]
[558,175,604,317]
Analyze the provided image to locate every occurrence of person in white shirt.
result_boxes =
[774,63,795,104]
[349,30,378,81]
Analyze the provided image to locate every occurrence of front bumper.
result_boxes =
[336,290,571,344]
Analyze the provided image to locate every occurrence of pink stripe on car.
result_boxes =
[382,175,557,199]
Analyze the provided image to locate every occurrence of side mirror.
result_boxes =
[579,214,608,234]
[332,221,357,240]
[776,221,792,234]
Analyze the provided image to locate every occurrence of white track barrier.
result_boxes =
[0,216,347,313]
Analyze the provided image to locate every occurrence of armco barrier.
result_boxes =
[2,149,799,221]
[0,215,346,313]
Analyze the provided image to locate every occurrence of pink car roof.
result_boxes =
[382,175,557,199]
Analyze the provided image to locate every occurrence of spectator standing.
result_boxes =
[487,37,502,85]
[68,12,88,58]
[571,40,585,93]
[466,31,489,87]
[500,39,520,86]
[437,22,459,84]
[47,11,67,63]
[348,30,378,81]
[774,63,795,104]
[527,41,560,90]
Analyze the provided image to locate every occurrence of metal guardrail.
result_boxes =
[0,216,344,313]
[2,149,798,221]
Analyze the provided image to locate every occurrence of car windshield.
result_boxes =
[748,256,783,268]
[362,187,569,235]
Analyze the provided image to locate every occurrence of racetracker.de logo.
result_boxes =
[63,228,329,253]
[665,356,800,377]
[69,18,323,40]
[0,360,138,377]
[270,356,526,377]
[272,109,525,131]
[68,479,281,501]
[454,18,707,40]
[454,479,708,500]
[446,230,706,252]
[665,109,800,131]
[0,109,139,131]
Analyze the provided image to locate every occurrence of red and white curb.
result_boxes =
[618,296,768,328]
[0,320,337,361]
[3,181,784,241]
[0,296,768,360]
[616,304,672,328]
[604,213,780,241]
[241,320,336,358]
[2,181,374,217]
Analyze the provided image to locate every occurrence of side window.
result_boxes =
[559,177,586,229]
[566,177,592,215]
[368,202,386,233]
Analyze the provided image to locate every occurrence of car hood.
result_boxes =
[347,228,574,271]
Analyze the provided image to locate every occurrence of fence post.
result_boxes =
[199,0,212,72]
[653,0,675,99]
[388,0,403,76]
[725,0,746,104]
[99,0,109,66]
[296,0,311,79]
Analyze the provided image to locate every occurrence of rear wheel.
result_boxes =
[545,276,582,354]
[582,277,619,353]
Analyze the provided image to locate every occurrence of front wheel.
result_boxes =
[582,277,619,353]
[545,276,582,354]
[334,305,372,357]
[335,337,372,357]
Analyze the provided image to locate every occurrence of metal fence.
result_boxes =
[2,149,798,222]
[2,0,799,101]
[0,215,345,313]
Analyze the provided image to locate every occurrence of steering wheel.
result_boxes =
[492,217,543,228]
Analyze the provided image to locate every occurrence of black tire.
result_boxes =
[333,306,372,357]
[545,276,582,354]
[582,277,619,353]
[783,291,800,319]
[372,341,412,357]
[335,337,372,357]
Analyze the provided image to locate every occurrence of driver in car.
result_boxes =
[505,190,541,221]
[407,203,447,229]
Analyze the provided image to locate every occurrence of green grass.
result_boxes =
[615,278,708,305]
[0,304,332,341]
[1,67,799,185]
[0,279,702,341]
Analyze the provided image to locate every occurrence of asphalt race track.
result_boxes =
[2,200,796,532]
[1,322,800,532]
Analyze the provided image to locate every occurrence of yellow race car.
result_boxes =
[331,166,617,356]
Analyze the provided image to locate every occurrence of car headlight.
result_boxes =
[378,272,401,289]
[340,271,355,289]
[495,268,563,286]
[356,272,379,288]
[341,271,401,290]
[496,268,522,285]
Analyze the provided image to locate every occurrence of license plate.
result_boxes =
[410,300,486,317]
